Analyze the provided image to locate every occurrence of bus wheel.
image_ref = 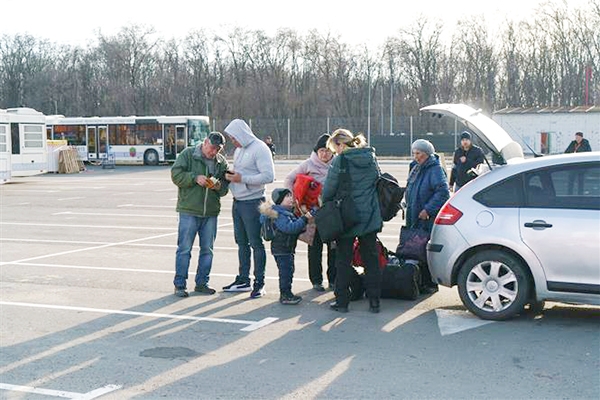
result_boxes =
[144,150,159,166]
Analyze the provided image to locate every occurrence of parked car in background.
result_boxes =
[422,104,600,320]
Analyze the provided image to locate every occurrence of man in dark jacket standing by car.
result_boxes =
[449,131,485,191]
[171,132,229,297]
[564,132,592,153]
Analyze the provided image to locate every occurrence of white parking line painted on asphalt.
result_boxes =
[58,197,86,201]
[241,317,280,332]
[0,232,177,266]
[52,211,180,218]
[0,383,121,399]
[118,204,171,208]
[117,204,232,212]
[2,262,313,282]
[5,189,60,193]
[1,222,177,231]
[154,188,174,192]
[435,309,496,336]
[0,301,278,331]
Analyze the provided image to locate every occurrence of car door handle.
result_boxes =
[524,220,553,229]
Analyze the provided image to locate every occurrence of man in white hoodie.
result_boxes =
[223,119,275,298]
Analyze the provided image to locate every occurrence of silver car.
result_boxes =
[423,104,600,320]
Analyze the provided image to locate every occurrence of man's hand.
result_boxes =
[304,211,314,221]
[225,172,242,183]
[195,175,208,186]
[418,209,430,220]
[211,181,222,191]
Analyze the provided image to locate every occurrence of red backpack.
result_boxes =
[293,174,322,210]
[353,237,389,270]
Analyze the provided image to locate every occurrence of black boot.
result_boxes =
[329,301,348,313]
[369,298,380,313]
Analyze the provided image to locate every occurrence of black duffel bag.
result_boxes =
[380,258,421,300]
[314,199,344,242]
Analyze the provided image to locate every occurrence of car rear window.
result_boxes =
[474,175,524,207]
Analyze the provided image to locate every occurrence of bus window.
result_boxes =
[11,123,19,154]
[53,125,86,145]
[135,123,162,145]
[188,119,209,146]
[115,124,135,145]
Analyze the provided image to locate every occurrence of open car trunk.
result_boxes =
[420,103,524,164]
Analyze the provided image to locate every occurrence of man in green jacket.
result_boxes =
[171,132,229,297]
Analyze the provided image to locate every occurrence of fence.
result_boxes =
[211,115,473,157]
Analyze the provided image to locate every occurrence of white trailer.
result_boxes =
[6,107,48,176]
[0,109,11,183]
[493,106,600,155]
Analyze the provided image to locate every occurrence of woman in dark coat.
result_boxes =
[405,139,450,292]
[321,129,383,313]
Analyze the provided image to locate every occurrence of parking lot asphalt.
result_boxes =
[1,163,599,399]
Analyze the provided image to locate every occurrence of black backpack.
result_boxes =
[261,217,276,241]
[377,172,405,221]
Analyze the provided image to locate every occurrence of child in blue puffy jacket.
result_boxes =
[259,188,313,304]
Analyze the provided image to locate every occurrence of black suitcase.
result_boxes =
[381,260,421,300]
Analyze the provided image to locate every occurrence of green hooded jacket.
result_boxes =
[322,146,383,238]
[171,145,229,217]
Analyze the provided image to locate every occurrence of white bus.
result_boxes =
[45,115,211,165]
[6,107,48,176]
[0,109,11,183]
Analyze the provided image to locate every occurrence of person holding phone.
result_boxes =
[171,132,229,297]
[223,119,275,299]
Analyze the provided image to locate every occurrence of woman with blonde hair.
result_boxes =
[321,129,383,313]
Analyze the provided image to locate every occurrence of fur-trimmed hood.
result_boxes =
[259,201,278,219]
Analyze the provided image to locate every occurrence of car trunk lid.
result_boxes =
[420,103,524,164]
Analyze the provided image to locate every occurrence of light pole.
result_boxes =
[367,72,371,145]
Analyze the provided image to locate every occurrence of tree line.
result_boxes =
[0,0,598,127]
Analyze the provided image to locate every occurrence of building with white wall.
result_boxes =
[493,106,600,155]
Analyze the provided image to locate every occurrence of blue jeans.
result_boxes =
[232,198,266,288]
[174,213,218,289]
[274,254,295,294]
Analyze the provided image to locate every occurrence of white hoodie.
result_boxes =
[224,119,275,201]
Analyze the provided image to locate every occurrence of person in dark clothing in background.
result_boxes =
[564,132,592,153]
[449,131,485,191]
[264,135,276,157]
[565,132,592,195]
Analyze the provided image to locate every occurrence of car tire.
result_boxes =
[457,250,531,321]
[144,149,159,166]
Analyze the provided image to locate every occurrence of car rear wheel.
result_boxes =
[457,250,531,321]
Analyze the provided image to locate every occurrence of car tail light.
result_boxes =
[434,203,463,225]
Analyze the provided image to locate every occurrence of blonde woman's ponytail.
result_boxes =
[327,129,368,152]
